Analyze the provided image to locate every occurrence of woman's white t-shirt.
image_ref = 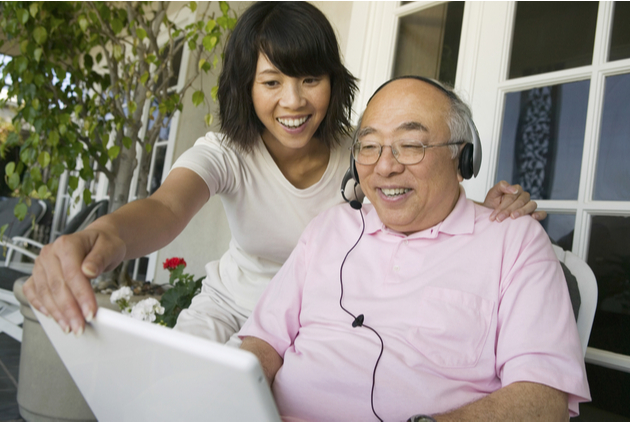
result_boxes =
[171,132,352,312]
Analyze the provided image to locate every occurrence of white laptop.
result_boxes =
[34,307,282,422]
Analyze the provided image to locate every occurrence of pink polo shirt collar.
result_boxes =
[363,186,475,239]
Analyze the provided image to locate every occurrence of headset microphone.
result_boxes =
[349,200,362,210]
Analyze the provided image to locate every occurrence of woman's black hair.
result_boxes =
[217,1,358,153]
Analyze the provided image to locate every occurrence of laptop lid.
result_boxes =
[35,307,282,422]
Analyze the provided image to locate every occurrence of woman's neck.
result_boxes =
[261,131,331,189]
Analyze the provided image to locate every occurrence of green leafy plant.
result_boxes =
[0,1,237,282]
[156,257,202,328]
[110,257,202,327]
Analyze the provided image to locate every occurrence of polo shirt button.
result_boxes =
[404,240,409,245]
[393,265,400,272]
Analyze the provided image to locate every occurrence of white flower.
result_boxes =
[129,298,165,323]
[110,286,133,305]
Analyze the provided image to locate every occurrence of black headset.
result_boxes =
[341,75,482,204]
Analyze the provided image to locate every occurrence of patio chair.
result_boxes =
[552,244,598,356]
[0,199,109,342]
[0,197,48,341]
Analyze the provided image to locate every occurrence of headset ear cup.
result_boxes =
[459,143,474,180]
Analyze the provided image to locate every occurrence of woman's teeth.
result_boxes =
[277,116,308,128]
[381,188,411,197]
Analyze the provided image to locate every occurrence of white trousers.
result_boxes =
[173,263,250,348]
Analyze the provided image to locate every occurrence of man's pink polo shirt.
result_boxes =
[240,189,590,421]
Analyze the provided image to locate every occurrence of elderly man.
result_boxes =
[239,77,590,422]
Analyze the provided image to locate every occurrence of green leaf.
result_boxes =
[111,19,123,35]
[47,130,59,147]
[145,143,152,154]
[78,15,89,32]
[220,1,229,15]
[83,189,92,205]
[32,98,40,110]
[14,203,27,221]
[205,19,216,33]
[15,56,28,74]
[189,1,197,12]
[204,113,213,127]
[108,145,120,160]
[20,148,36,165]
[30,167,42,181]
[136,27,147,40]
[202,35,217,52]
[38,151,51,168]
[198,58,206,71]
[140,71,149,86]
[37,184,48,199]
[17,9,29,24]
[192,90,204,107]
[113,44,123,60]
[29,3,39,18]
[211,85,219,101]
[5,162,15,177]
[128,101,137,115]
[7,173,20,190]
[68,176,79,192]
[122,136,132,149]
[33,27,48,45]
[33,47,43,62]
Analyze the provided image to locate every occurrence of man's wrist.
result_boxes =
[407,415,437,422]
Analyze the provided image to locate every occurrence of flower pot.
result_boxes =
[13,277,117,422]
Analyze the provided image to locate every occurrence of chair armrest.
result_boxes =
[10,236,45,250]
[1,238,40,264]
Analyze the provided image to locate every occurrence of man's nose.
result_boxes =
[374,145,404,176]
[279,82,306,109]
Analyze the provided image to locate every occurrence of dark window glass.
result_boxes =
[156,38,183,89]
[496,80,589,200]
[584,364,630,419]
[393,2,464,86]
[609,2,630,62]
[509,2,598,79]
[593,73,630,201]
[540,213,576,247]
[150,145,167,195]
[587,216,630,356]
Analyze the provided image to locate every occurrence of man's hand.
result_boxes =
[484,181,547,222]
[22,227,126,336]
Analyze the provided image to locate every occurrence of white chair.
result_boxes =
[552,244,598,356]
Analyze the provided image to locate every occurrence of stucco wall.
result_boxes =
[154,1,355,284]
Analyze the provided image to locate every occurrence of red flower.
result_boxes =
[163,257,186,271]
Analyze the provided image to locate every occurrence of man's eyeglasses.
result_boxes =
[351,140,465,166]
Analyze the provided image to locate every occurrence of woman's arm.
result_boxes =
[23,168,210,335]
